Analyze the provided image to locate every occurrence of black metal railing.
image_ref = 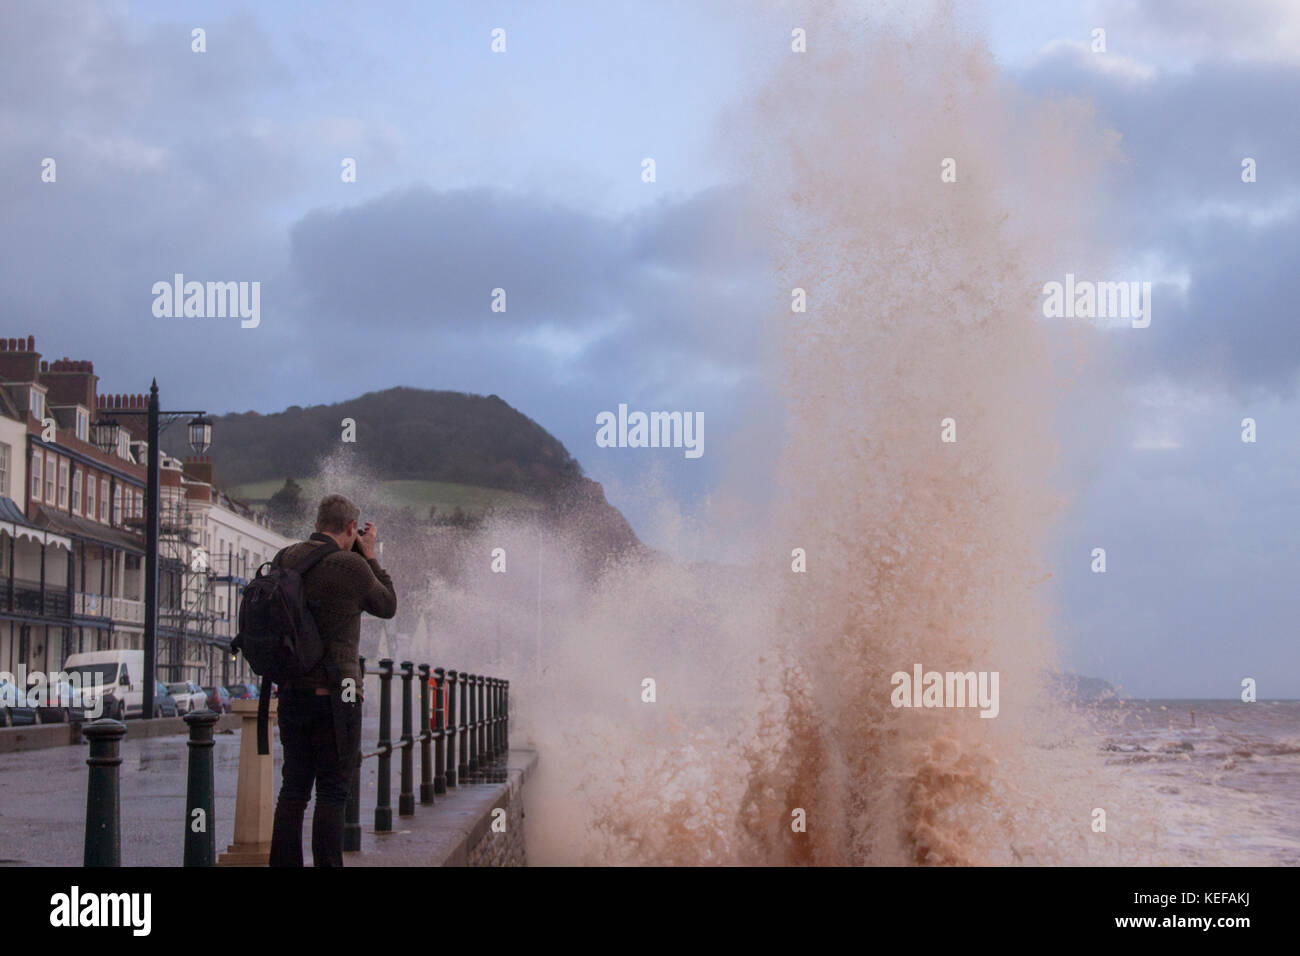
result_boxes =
[1,579,71,617]
[74,659,511,865]
[345,658,510,848]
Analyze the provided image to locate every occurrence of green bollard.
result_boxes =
[82,719,127,867]
[183,709,220,866]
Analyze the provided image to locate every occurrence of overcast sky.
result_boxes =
[2,0,1296,697]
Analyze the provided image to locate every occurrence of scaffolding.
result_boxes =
[118,456,278,687]
[121,460,222,684]
[155,492,212,683]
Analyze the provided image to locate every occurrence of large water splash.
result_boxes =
[316,4,1188,865]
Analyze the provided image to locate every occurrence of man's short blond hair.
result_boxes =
[315,493,360,534]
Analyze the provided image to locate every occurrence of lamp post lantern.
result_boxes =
[92,417,122,457]
[188,414,212,456]
[94,380,213,719]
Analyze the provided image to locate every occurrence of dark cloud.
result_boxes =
[0,0,773,510]
[1119,220,1300,395]
[1019,49,1300,396]
[279,182,774,511]
[287,183,770,340]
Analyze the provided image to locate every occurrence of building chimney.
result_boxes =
[0,335,41,383]
[183,455,214,486]
[40,356,99,415]
[97,392,150,441]
[121,394,149,442]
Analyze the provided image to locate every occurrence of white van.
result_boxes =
[61,650,148,721]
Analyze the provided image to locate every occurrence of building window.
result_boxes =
[0,442,9,498]
[113,485,122,525]
[99,479,109,521]
[29,388,42,421]
[31,452,42,500]
[86,475,96,521]
[75,409,89,442]
[72,468,81,514]
[58,459,69,508]
[45,453,55,503]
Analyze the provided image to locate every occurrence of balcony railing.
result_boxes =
[2,579,70,617]
[0,581,145,623]
[74,592,145,624]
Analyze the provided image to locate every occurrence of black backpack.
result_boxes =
[232,537,340,754]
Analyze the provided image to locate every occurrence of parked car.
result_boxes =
[166,680,207,713]
[203,685,232,714]
[0,675,29,707]
[35,680,88,723]
[0,703,36,726]
[0,676,37,726]
[224,682,260,700]
[153,680,178,718]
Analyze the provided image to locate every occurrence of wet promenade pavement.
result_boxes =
[0,724,535,866]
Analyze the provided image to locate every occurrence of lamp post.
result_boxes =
[94,380,212,720]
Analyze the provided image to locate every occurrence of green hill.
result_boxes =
[161,387,643,561]
[163,387,583,495]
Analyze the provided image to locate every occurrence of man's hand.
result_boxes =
[357,522,377,560]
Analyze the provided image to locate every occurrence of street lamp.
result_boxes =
[93,380,213,719]
[92,417,121,456]
[188,415,212,456]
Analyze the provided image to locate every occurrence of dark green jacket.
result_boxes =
[276,532,397,690]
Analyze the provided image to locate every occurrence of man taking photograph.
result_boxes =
[269,493,397,867]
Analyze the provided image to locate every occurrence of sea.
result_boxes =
[1083,699,1300,865]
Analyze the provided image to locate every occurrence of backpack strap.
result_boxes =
[294,536,340,623]
[256,675,273,755]
[290,535,341,575]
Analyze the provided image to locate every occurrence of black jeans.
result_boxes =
[269,690,361,867]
